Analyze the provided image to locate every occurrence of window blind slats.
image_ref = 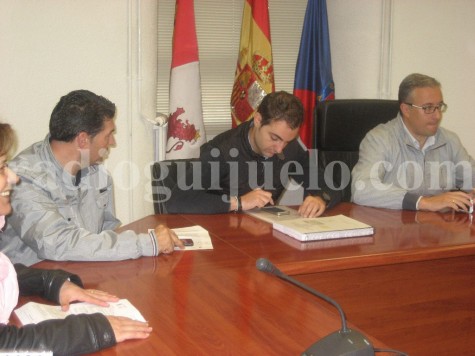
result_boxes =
[157,0,307,138]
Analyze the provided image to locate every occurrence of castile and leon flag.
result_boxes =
[166,0,206,159]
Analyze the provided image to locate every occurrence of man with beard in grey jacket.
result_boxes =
[1,90,183,266]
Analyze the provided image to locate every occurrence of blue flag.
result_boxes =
[293,0,334,148]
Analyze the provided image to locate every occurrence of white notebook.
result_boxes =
[272,214,374,242]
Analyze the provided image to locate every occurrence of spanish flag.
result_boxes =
[231,0,274,127]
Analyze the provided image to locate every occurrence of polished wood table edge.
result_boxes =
[135,209,475,275]
[121,209,474,272]
[279,243,475,274]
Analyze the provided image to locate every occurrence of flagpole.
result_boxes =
[153,124,167,162]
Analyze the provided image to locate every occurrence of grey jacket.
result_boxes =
[351,115,475,210]
[0,135,157,266]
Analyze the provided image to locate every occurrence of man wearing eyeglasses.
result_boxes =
[351,73,475,212]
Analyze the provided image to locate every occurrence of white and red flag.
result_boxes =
[166,0,206,159]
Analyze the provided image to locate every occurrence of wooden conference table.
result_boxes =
[18,203,475,355]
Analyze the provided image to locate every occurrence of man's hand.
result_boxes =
[298,195,326,218]
[106,316,152,342]
[154,224,184,254]
[59,281,119,311]
[418,190,474,212]
[239,189,274,211]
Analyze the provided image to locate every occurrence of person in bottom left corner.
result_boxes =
[0,123,152,355]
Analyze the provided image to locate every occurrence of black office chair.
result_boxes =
[150,159,197,214]
[314,99,400,202]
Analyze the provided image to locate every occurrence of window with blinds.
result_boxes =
[156,0,307,138]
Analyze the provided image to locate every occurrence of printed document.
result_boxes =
[15,299,145,325]
[149,225,214,251]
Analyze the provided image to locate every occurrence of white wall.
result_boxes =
[1,0,474,224]
[391,0,475,154]
[0,0,158,224]
[327,0,475,156]
[328,0,386,98]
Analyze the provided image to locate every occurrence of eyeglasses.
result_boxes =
[405,102,448,114]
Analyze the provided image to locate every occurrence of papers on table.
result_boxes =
[172,225,214,250]
[149,225,214,251]
[14,299,145,326]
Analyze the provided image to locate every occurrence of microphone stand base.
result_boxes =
[302,329,374,356]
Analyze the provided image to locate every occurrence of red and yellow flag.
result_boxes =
[231,0,274,127]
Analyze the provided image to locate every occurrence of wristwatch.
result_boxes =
[232,196,242,212]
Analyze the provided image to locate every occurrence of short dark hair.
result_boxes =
[257,91,304,129]
[398,73,441,104]
[49,90,116,142]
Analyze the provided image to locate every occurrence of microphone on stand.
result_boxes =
[256,258,375,356]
